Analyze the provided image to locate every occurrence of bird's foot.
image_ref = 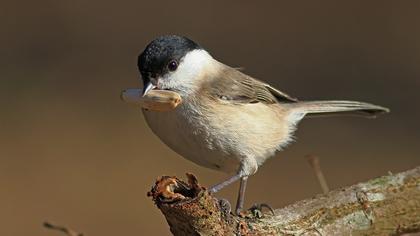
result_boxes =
[217,199,274,218]
[239,203,275,218]
[217,198,232,217]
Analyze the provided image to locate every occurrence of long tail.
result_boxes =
[289,100,390,118]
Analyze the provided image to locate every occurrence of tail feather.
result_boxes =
[290,100,390,118]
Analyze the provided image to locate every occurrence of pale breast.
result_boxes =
[142,96,294,173]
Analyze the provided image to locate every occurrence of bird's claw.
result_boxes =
[218,198,232,216]
[247,203,275,218]
[217,198,274,219]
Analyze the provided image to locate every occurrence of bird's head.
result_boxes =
[138,35,213,96]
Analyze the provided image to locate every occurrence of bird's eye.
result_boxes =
[167,60,178,71]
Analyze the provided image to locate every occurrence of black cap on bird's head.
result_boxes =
[138,35,201,96]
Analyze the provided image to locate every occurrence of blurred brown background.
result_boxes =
[1,0,419,235]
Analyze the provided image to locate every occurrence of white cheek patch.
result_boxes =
[160,49,213,94]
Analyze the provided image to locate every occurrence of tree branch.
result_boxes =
[148,167,420,235]
[43,222,83,236]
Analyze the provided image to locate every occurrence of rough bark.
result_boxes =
[147,167,420,236]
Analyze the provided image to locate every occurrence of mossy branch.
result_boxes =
[148,167,420,236]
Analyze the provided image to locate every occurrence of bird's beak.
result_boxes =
[142,77,156,97]
[142,81,156,97]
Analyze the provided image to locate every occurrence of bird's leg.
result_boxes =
[208,174,242,193]
[235,176,248,215]
[209,160,256,215]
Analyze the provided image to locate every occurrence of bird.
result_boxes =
[137,35,389,215]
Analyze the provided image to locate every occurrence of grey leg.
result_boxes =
[208,174,242,193]
[235,176,248,215]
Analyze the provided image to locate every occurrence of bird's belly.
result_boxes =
[143,107,241,173]
[142,101,292,173]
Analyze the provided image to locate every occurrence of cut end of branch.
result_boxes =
[147,174,238,236]
[147,173,204,204]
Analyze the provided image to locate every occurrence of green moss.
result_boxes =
[368,175,391,187]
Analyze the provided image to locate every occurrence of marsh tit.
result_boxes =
[137,35,389,215]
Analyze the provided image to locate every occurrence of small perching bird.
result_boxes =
[136,35,389,215]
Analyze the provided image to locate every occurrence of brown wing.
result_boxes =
[205,65,298,104]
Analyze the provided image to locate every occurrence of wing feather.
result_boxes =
[205,65,297,104]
